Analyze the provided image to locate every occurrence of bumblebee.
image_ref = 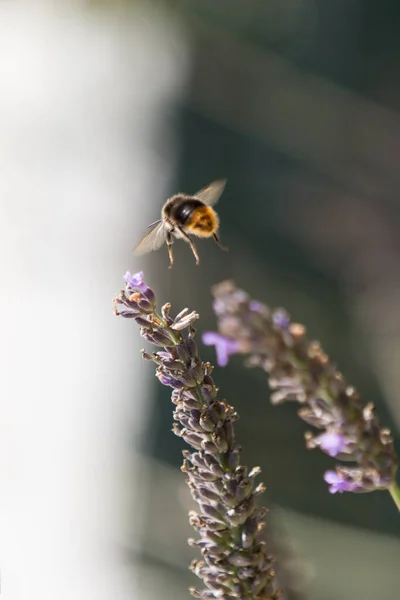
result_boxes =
[133,179,227,268]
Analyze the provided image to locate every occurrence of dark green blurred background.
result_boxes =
[136,1,400,598]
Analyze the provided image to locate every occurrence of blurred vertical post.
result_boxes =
[0,2,187,599]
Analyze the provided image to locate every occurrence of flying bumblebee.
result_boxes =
[133,179,227,268]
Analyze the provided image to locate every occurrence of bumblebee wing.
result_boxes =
[195,179,226,206]
[133,220,166,256]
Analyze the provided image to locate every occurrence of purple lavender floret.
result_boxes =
[114,272,281,600]
[271,309,290,330]
[207,280,398,497]
[202,332,240,367]
[123,270,146,289]
[323,471,363,494]
[315,432,349,457]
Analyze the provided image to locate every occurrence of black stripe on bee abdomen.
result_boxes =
[170,198,204,225]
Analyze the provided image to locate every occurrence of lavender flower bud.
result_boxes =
[116,310,138,319]
[172,309,200,330]
[142,329,177,347]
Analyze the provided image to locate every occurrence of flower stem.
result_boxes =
[388,482,400,512]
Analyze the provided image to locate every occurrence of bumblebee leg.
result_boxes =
[166,231,174,268]
[213,232,228,252]
[178,228,200,265]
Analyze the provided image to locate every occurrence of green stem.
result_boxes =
[388,482,400,512]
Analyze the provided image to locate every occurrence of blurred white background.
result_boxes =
[0,2,187,598]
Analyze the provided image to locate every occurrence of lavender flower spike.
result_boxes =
[207,280,399,507]
[114,273,281,600]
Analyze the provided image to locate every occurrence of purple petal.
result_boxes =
[156,372,184,389]
[123,271,146,290]
[272,309,290,329]
[249,300,263,312]
[323,470,361,494]
[202,332,239,367]
[318,432,347,457]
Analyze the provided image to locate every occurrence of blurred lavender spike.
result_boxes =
[114,272,282,600]
[203,280,400,509]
